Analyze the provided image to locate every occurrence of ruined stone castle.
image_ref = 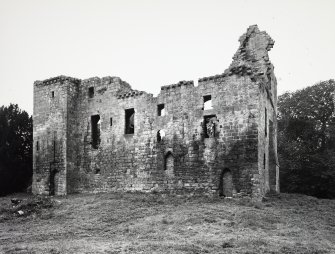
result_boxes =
[32,25,279,198]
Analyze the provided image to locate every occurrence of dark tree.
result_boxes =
[0,104,32,196]
[278,80,335,198]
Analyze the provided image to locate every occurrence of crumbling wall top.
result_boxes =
[198,24,275,83]
[160,80,194,91]
[34,75,81,86]
[34,25,275,98]
[232,24,274,64]
[81,76,130,86]
[117,90,146,99]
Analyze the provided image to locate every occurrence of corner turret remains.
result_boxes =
[33,25,279,199]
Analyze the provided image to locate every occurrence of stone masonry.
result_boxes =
[32,25,279,199]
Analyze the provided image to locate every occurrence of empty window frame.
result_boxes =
[203,95,213,110]
[203,115,217,138]
[125,108,135,134]
[157,104,165,116]
[91,115,101,149]
[51,91,54,98]
[88,87,94,98]
[157,131,162,142]
[157,130,165,142]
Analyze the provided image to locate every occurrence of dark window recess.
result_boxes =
[51,91,54,98]
[91,115,101,149]
[157,131,162,142]
[157,104,165,116]
[110,117,113,126]
[125,108,135,134]
[203,115,217,138]
[203,95,212,110]
[88,87,94,98]
[265,108,267,137]
[263,153,266,169]
[95,168,100,174]
[36,141,39,151]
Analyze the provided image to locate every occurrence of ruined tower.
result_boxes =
[32,25,279,198]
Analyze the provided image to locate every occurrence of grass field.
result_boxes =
[0,192,334,254]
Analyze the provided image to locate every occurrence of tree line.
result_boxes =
[0,80,334,198]
[0,104,32,196]
[278,80,335,198]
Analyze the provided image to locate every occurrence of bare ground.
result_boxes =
[0,192,334,254]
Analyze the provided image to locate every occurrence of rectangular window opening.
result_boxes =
[88,87,94,98]
[51,91,54,98]
[157,104,165,116]
[91,115,101,149]
[125,108,135,134]
[36,141,39,151]
[203,95,212,110]
[203,115,217,138]
[263,153,266,169]
[110,117,113,127]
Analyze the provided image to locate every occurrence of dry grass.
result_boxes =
[0,192,334,253]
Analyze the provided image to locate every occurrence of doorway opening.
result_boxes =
[164,152,174,176]
[220,168,233,197]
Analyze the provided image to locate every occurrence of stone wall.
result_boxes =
[33,25,279,198]
[32,76,80,195]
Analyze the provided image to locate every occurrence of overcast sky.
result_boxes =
[0,0,334,114]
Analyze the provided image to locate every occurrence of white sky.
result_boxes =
[0,0,334,115]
